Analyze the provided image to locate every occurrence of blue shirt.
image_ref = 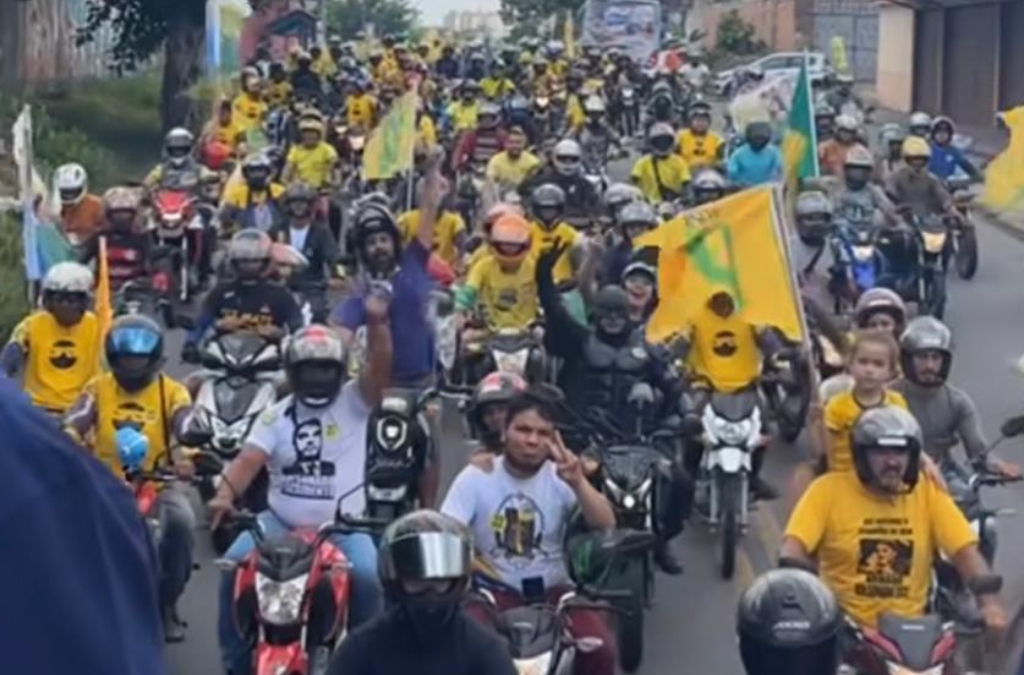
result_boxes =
[0,380,165,675]
[727,143,784,187]
[928,142,968,180]
[333,239,435,386]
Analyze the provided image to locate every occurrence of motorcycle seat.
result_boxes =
[877,613,944,671]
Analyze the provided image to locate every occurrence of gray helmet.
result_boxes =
[854,287,907,330]
[531,182,567,209]
[814,102,835,118]
[879,123,906,146]
[795,190,833,245]
[693,169,727,191]
[851,406,923,491]
[843,145,874,170]
[284,324,347,407]
[604,183,643,212]
[795,190,833,219]
[835,115,858,133]
[619,200,658,228]
[283,181,317,204]
[378,510,472,601]
[900,316,953,385]
[909,111,932,135]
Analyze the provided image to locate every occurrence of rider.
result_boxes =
[632,122,691,204]
[600,200,658,286]
[1,262,100,415]
[144,128,202,192]
[220,152,285,233]
[442,390,619,675]
[264,62,294,109]
[345,78,378,131]
[814,102,837,142]
[524,183,583,285]
[79,186,151,291]
[326,510,519,675]
[282,116,339,192]
[908,111,933,138]
[485,125,541,196]
[452,102,508,173]
[448,81,481,134]
[575,95,624,173]
[563,69,588,133]
[268,182,342,323]
[232,67,268,134]
[208,322,391,675]
[397,177,467,268]
[290,51,324,105]
[519,139,599,226]
[54,163,104,243]
[690,168,728,207]
[63,314,196,642]
[817,114,860,177]
[677,101,724,171]
[821,72,865,116]
[894,317,1021,477]
[201,99,245,158]
[181,230,304,363]
[466,371,529,457]
[928,116,983,182]
[726,121,783,188]
[781,405,1008,633]
[885,136,955,219]
[833,144,900,227]
[536,248,690,574]
[737,569,843,675]
[480,60,516,100]
[875,123,906,186]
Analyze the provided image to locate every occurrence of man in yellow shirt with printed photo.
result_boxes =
[781,406,1007,635]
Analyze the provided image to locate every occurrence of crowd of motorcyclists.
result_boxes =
[4,25,1024,675]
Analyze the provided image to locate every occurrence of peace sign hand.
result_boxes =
[549,431,584,489]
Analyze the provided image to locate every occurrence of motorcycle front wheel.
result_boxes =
[718,474,742,580]
[614,557,647,673]
[955,227,979,280]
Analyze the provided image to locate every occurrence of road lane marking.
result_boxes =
[735,548,755,592]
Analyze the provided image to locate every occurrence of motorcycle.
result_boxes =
[149,189,203,304]
[828,217,884,314]
[219,508,388,675]
[455,327,548,390]
[910,214,953,319]
[114,278,167,325]
[363,388,436,522]
[946,177,979,280]
[620,86,640,138]
[844,613,959,675]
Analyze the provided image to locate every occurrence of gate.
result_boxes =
[811,0,879,82]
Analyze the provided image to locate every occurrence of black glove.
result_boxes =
[535,241,568,284]
[181,342,201,365]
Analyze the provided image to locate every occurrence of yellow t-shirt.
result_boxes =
[566,94,586,132]
[232,93,267,133]
[486,151,541,189]
[417,115,438,149]
[685,309,762,393]
[786,470,977,628]
[464,254,540,331]
[631,154,692,203]
[448,101,480,132]
[346,94,378,130]
[84,373,192,478]
[212,120,245,150]
[397,209,466,266]
[531,221,580,284]
[264,80,293,108]
[481,78,516,100]
[8,311,101,413]
[825,390,909,474]
[221,181,285,209]
[285,142,338,189]
[676,129,724,169]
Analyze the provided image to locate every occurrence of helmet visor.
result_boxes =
[382,532,469,580]
[108,326,161,356]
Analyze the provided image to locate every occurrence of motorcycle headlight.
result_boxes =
[376,417,408,454]
[514,652,552,675]
[886,663,943,675]
[921,231,947,253]
[256,572,308,626]
[495,349,529,375]
[852,245,873,262]
[712,417,752,447]
[227,414,256,441]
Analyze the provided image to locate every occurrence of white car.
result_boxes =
[714,52,833,97]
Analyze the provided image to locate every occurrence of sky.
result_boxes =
[412,0,501,26]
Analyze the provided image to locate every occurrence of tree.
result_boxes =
[77,0,207,132]
[326,0,419,42]
[499,0,584,38]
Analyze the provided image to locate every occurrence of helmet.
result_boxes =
[42,261,94,296]
[900,316,954,385]
[814,102,836,118]
[352,202,401,262]
[844,144,874,169]
[488,214,533,266]
[690,100,712,120]
[483,202,523,233]
[227,230,273,281]
[835,72,854,85]
[467,371,528,445]
[648,122,676,155]
[55,163,88,206]
[746,120,773,144]
[618,200,658,234]
[583,95,606,115]
[909,111,933,135]
[102,186,142,215]
[603,183,643,215]
[902,136,932,160]
[105,314,164,393]
[242,153,273,187]
[737,569,842,675]
[284,325,347,408]
[879,123,906,146]
[530,183,567,226]
[851,405,923,492]
[835,114,858,133]
[622,247,658,286]
[378,510,472,633]
[283,181,317,215]
[298,117,325,137]
[164,127,194,165]
[931,115,955,136]
[692,169,727,205]
[478,102,500,127]
[854,287,907,331]
[552,139,583,177]
[794,190,833,245]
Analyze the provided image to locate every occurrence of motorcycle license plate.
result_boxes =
[922,231,947,254]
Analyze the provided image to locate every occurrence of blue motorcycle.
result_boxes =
[827,217,885,315]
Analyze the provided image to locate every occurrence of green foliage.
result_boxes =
[715,10,766,57]
[76,0,206,72]
[0,214,30,345]
[327,0,420,41]
[500,0,584,34]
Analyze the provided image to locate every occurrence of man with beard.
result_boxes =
[535,244,691,575]
[441,391,618,675]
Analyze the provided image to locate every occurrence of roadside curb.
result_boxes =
[978,205,1024,244]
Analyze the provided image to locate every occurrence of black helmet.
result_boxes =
[106,315,164,393]
[851,405,923,493]
[592,285,631,340]
[283,181,317,216]
[530,183,566,227]
[352,202,401,265]
[378,510,472,636]
[737,569,842,675]
[746,121,773,145]
[242,153,273,188]
[467,371,528,447]
[900,316,953,386]
[284,325,347,408]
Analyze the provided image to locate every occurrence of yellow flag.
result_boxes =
[636,187,804,343]
[982,106,1024,211]
[95,236,113,368]
[362,91,418,181]
[565,12,577,60]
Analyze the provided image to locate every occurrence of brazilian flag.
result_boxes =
[362,92,418,181]
[781,57,819,186]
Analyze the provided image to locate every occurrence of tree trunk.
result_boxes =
[160,7,206,132]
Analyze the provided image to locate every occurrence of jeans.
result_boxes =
[217,510,383,675]
[155,487,196,608]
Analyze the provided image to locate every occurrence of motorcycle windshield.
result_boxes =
[256,535,316,581]
[493,605,560,658]
[215,379,262,424]
[710,390,759,422]
[218,333,268,370]
[877,613,945,671]
[602,445,659,490]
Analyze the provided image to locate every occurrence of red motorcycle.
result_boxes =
[150,189,203,304]
[844,613,957,675]
[220,511,385,675]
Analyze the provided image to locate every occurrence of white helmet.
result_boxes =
[55,163,88,206]
[42,262,94,295]
[552,139,583,177]
[835,115,859,133]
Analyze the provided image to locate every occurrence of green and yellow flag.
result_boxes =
[781,57,819,188]
[362,91,418,181]
[565,11,577,60]
[983,105,1024,211]
[636,187,804,343]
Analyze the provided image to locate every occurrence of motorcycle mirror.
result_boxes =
[627,383,656,407]
[575,636,604,654]
[179,428,214,448]
[1000,414,1024,438]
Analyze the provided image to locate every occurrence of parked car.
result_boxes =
[714,52,833,97]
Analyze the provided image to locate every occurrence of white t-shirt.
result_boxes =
[289,226,309,253]
[247,381,370,528]
[441,456,577,592]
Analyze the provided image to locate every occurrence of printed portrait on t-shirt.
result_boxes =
[489,491,547,568]
[282,418,336,487]
[854,515,915,600]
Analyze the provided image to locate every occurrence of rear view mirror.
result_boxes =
[1000,414,1024,439]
